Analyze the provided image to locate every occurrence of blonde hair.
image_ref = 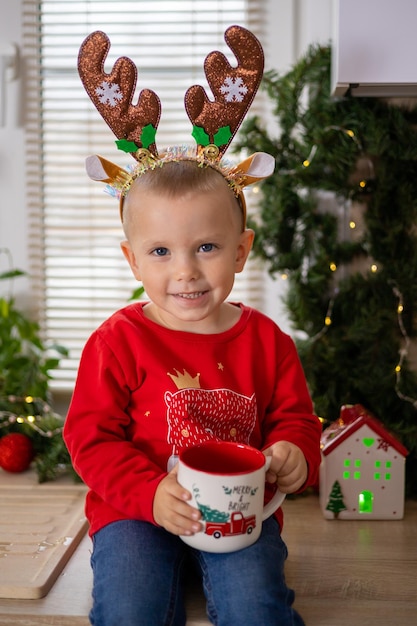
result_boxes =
[123,160,244,235]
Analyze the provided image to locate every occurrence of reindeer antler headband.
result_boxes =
[78,25,275,223]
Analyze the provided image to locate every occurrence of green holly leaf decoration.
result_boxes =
[116,138,139,153]
[140,124,157,149]
[192,125,210,146]
[214,125,232,147]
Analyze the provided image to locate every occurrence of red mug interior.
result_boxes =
[180,441,265,475]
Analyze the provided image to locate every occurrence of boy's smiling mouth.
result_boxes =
[176,291,206,299]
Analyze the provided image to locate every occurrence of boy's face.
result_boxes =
[120,181,254,333]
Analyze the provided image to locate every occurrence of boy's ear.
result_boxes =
[235,228,255,273]
[120,240,142,280]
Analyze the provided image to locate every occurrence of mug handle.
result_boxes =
[262,456,286,521]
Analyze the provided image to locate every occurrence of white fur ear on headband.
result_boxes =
[85,155,131,185]
[234,152,275,187]
[85,155,110,181]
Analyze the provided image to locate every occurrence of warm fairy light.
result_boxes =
[291,128,361,175]
[391,282,417,408]
[371,264,378,273]
[329,262,337,272]
[309,297,334,342]
[349,221,356,229]
[1,395,64,438]
[281,273,288,280]
[359,180,366,188]
[252,185,260,194]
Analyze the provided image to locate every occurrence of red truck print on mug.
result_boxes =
[204,511,257,538]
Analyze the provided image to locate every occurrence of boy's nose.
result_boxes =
[173,254,199,281]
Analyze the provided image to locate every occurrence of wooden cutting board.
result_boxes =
[0,471,88,599]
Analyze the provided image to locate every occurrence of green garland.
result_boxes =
[0,262,77,482]
[236,45,417,496]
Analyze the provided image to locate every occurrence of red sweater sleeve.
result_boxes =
[64,329,166,527]
[260,331,322,491]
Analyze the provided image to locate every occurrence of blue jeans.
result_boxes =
[89,517,305,626]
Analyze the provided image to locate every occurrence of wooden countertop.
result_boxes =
[0,471,416,626]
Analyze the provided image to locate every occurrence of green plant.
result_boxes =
[0,251,76,481]
[236,44,417,496]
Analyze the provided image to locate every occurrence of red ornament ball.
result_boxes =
[0,433,35,473]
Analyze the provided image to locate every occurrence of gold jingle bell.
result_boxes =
[203,144,220,161]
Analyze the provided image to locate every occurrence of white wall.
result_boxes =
[0,0,28,302]
[0,0,334,319]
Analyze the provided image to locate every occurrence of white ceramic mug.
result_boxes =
[177,440,285,553]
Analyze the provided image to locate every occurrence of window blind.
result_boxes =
[23,0,266,390]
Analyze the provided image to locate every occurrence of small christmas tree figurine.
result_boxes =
[326,480,347,519]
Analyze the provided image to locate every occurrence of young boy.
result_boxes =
[66,24,322,626]
[64,158,322,626]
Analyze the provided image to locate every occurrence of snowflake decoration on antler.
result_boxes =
[95,80,123,107]
[220,76,248,102]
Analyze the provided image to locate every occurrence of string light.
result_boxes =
[305,282,417,410]
[257,125,416,412]
[302,145,317,168]
[279,126,374,193]
[391,283,417,408]
[0,395,64,438]
[309,298,335,342]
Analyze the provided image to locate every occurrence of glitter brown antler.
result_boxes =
[184,25,264,159]
[78,31,161,159]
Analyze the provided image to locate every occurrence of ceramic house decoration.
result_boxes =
[320,404,408,520]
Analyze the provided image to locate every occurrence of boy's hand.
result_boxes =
[263,441,307,494]
[153,464,203,536]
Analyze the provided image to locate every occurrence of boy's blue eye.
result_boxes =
[153,247,168,256]
[200,243,215,252]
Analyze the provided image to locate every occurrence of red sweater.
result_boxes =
[64,303,321,536]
